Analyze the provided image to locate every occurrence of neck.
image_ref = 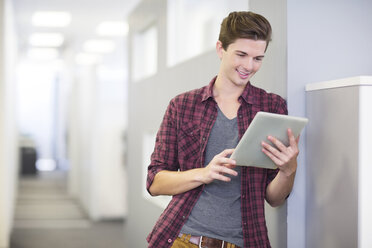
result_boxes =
[213,76,245,101]
[213,76,243,119]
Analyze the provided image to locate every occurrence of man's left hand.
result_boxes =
[261,128,299,176]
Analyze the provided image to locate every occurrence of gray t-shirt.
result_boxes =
[180,106,243,247]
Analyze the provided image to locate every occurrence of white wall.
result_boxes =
[16,62,60,171]
[68,66,97,216]
[67,63,127,220]
[0,0,18,247]
[92,69,128,218]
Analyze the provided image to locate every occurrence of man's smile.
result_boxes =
[236,69,250,79]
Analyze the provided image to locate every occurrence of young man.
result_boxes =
[146,11,299,248]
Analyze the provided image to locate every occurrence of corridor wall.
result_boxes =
[67,65,127,220]
[0,0,18,247]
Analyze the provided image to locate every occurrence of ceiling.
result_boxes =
[12,0,141,59]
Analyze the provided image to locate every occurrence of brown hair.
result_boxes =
[218,11,272,51]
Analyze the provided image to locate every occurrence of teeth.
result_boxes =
[237,69,249,76]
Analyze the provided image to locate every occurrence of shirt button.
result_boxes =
[168,239,172,243]
[239,115,242,118]
[243,222,247,226]
[182,215,186,219]
[202,137,206,141]
[242,195,245,199]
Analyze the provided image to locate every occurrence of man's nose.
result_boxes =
[243,58,254,71]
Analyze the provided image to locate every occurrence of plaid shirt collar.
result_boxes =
[201,76,256,105]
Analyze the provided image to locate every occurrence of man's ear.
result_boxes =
[216,40,224,60]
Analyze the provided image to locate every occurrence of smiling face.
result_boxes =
[216,38,267,89]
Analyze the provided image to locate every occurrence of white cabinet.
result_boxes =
[305,76,372,248]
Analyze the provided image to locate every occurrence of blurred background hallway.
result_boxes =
[1,0,249,246]
[1,0,372,248]
[1,0,139,247]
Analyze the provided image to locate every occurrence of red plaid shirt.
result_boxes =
[147,77,288,248]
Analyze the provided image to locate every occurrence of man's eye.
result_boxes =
[237,54,245,57]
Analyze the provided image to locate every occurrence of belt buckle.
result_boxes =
[198,236,202,248]
[198,236,225,248]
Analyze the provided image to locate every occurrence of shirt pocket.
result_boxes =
[178,122,201,166]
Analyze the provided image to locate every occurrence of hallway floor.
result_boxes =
[10,171,126,248]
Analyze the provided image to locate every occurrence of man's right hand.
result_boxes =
[200,149,238,184]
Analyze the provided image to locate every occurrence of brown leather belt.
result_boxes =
[178,233,241,248]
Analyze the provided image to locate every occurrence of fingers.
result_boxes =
[266,129,300,154]
[262,146,283,165]
[261,140,287,161]
[295,133,300,144]
[203,163,238,183]
[212,173,234,182]
[219,148,235,157]
[261,129,299,168]
[211,155,237,176]
[288,128,300,147]
[217,148,236,166]
[267,135,287,153]
[224,163,237,169]
[204,149,238,183]
[216,166,238,178]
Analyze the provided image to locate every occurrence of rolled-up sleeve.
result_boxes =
[146,99,179,193]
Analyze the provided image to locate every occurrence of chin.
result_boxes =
[235,78,250,87]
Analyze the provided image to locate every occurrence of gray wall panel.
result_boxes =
[306,87,359,248]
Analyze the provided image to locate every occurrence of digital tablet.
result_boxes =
[230,112,308,169]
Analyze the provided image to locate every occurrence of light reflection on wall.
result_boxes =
[132,25,158,82]
[167,0,249,67]
[16,60,63,170]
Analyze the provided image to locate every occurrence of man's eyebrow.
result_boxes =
[235,50,265,58]
[236,50,248,55]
